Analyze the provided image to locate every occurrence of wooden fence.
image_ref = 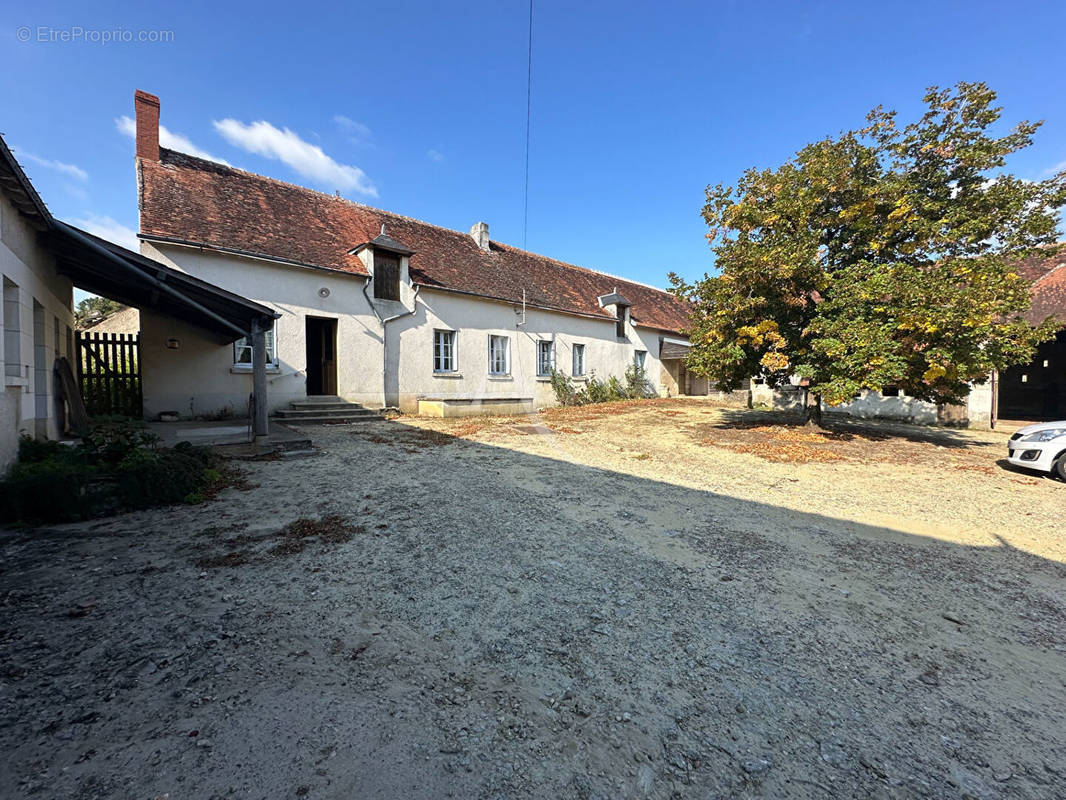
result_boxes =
[75,331,142,418]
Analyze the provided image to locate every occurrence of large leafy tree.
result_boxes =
[75,296,126,328]
[671,83,1066,425]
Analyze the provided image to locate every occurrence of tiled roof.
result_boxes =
[1024,263,1066,327]
[1006,246,1066,326]
[138,149,692,334]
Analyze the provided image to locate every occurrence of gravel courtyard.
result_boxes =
[1,399,1063,799]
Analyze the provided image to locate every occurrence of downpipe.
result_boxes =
[363,277,420,411]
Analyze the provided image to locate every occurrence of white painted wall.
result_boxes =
[0,193,75,470]
[390,288,665,412]
[141,241,674,418]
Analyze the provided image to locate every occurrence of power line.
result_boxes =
[523,0,534,249]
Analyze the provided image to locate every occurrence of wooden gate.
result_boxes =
[75,331,142,417]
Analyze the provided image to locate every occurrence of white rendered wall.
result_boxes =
[142,241,674,418]
[0,193,74,470]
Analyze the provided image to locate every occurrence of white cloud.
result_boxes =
[427,148,445,163]
[1044,160,1066,177]
[63,184,90,202]
[115,115,230,166]
[15,149,88,181]
[333,115,373,145]
[213,118,377,196]
[67,214,139,252]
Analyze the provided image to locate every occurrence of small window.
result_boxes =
[881,385,902,397]
[488,334,510,375]
[572,343,585,377]
[373,251,401,301]
[234,323,278,366]
[634,350,647,370]
[3,277,20,378]
[615,305,628,338]
[537,340,554,376]
[434,329,457,372]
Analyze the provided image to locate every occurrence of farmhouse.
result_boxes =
[132,91,694,420]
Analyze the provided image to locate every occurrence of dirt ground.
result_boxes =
[1,399,1063,799]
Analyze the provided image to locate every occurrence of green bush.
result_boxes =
[1,421,221,523]
[624,363,655,399]
[114,445,214,509]
[550,363,656,408]
[0,458,108,523]
[549,369,579,406]
[82,417,158,464]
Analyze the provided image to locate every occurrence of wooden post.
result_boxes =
[251,325,269,443]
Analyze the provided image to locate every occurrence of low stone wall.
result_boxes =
[707,389,752,409]
[418,397,536,418]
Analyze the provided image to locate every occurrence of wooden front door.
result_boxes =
[305,317,337,396]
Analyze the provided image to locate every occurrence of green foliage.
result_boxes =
[81,417,158,464]
[549,365,655,407]
[624,363,655,399]
[0,450,106,523]
[549,369,579,405]
[1,422,220,523]
[113,444,214,510]
[671,82,1066,409]
[75,296,126,328]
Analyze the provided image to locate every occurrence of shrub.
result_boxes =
[0,458,108,523]
[82,418,158,464]
[114,443,215,509]
[0,420,222,523]
[624,363,655,399]
[549,369,578,406]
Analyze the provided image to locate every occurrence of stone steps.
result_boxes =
[273,397,383,425]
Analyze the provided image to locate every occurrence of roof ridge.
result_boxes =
[157,147,679,298]
[1033,261,1066,286]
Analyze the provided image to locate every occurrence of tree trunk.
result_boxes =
[802,389,823,427]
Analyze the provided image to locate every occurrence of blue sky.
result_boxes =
[3,0,1065,298]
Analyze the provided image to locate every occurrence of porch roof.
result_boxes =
[46,222,278,343]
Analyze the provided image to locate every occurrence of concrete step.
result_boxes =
[275,407,378,419]
[272,436,314,451]
[273,414,384,425]
[287,401,368,412]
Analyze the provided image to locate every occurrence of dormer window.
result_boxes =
[349,224,415,303]
[597,288,631,339]
[615,304,628,338]
[374,251,401,301]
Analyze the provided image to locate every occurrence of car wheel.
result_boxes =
[1055,454,1066,482]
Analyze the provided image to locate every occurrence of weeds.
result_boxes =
[550,364,656,407]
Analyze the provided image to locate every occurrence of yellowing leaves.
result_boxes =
[760,352,790,371]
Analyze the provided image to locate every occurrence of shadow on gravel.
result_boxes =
[1,416,1064,800]
[709,408,982,449]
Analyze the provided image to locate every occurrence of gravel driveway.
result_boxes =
[1,400,1063,799]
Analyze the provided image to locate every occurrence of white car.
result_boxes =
[1007,421,1066,480]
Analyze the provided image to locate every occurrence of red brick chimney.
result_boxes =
[134,90,160,162]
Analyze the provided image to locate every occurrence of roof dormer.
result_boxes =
[349,224,415,303]
[598,287,631,338]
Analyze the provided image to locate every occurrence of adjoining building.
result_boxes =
[0,133,277,471]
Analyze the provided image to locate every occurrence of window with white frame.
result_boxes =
[634,350,647,370]
[572,343,585,377]
[433,329,457,372]
[488,334,510,375]
[233,323,278,367]
[536,339,554,376]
